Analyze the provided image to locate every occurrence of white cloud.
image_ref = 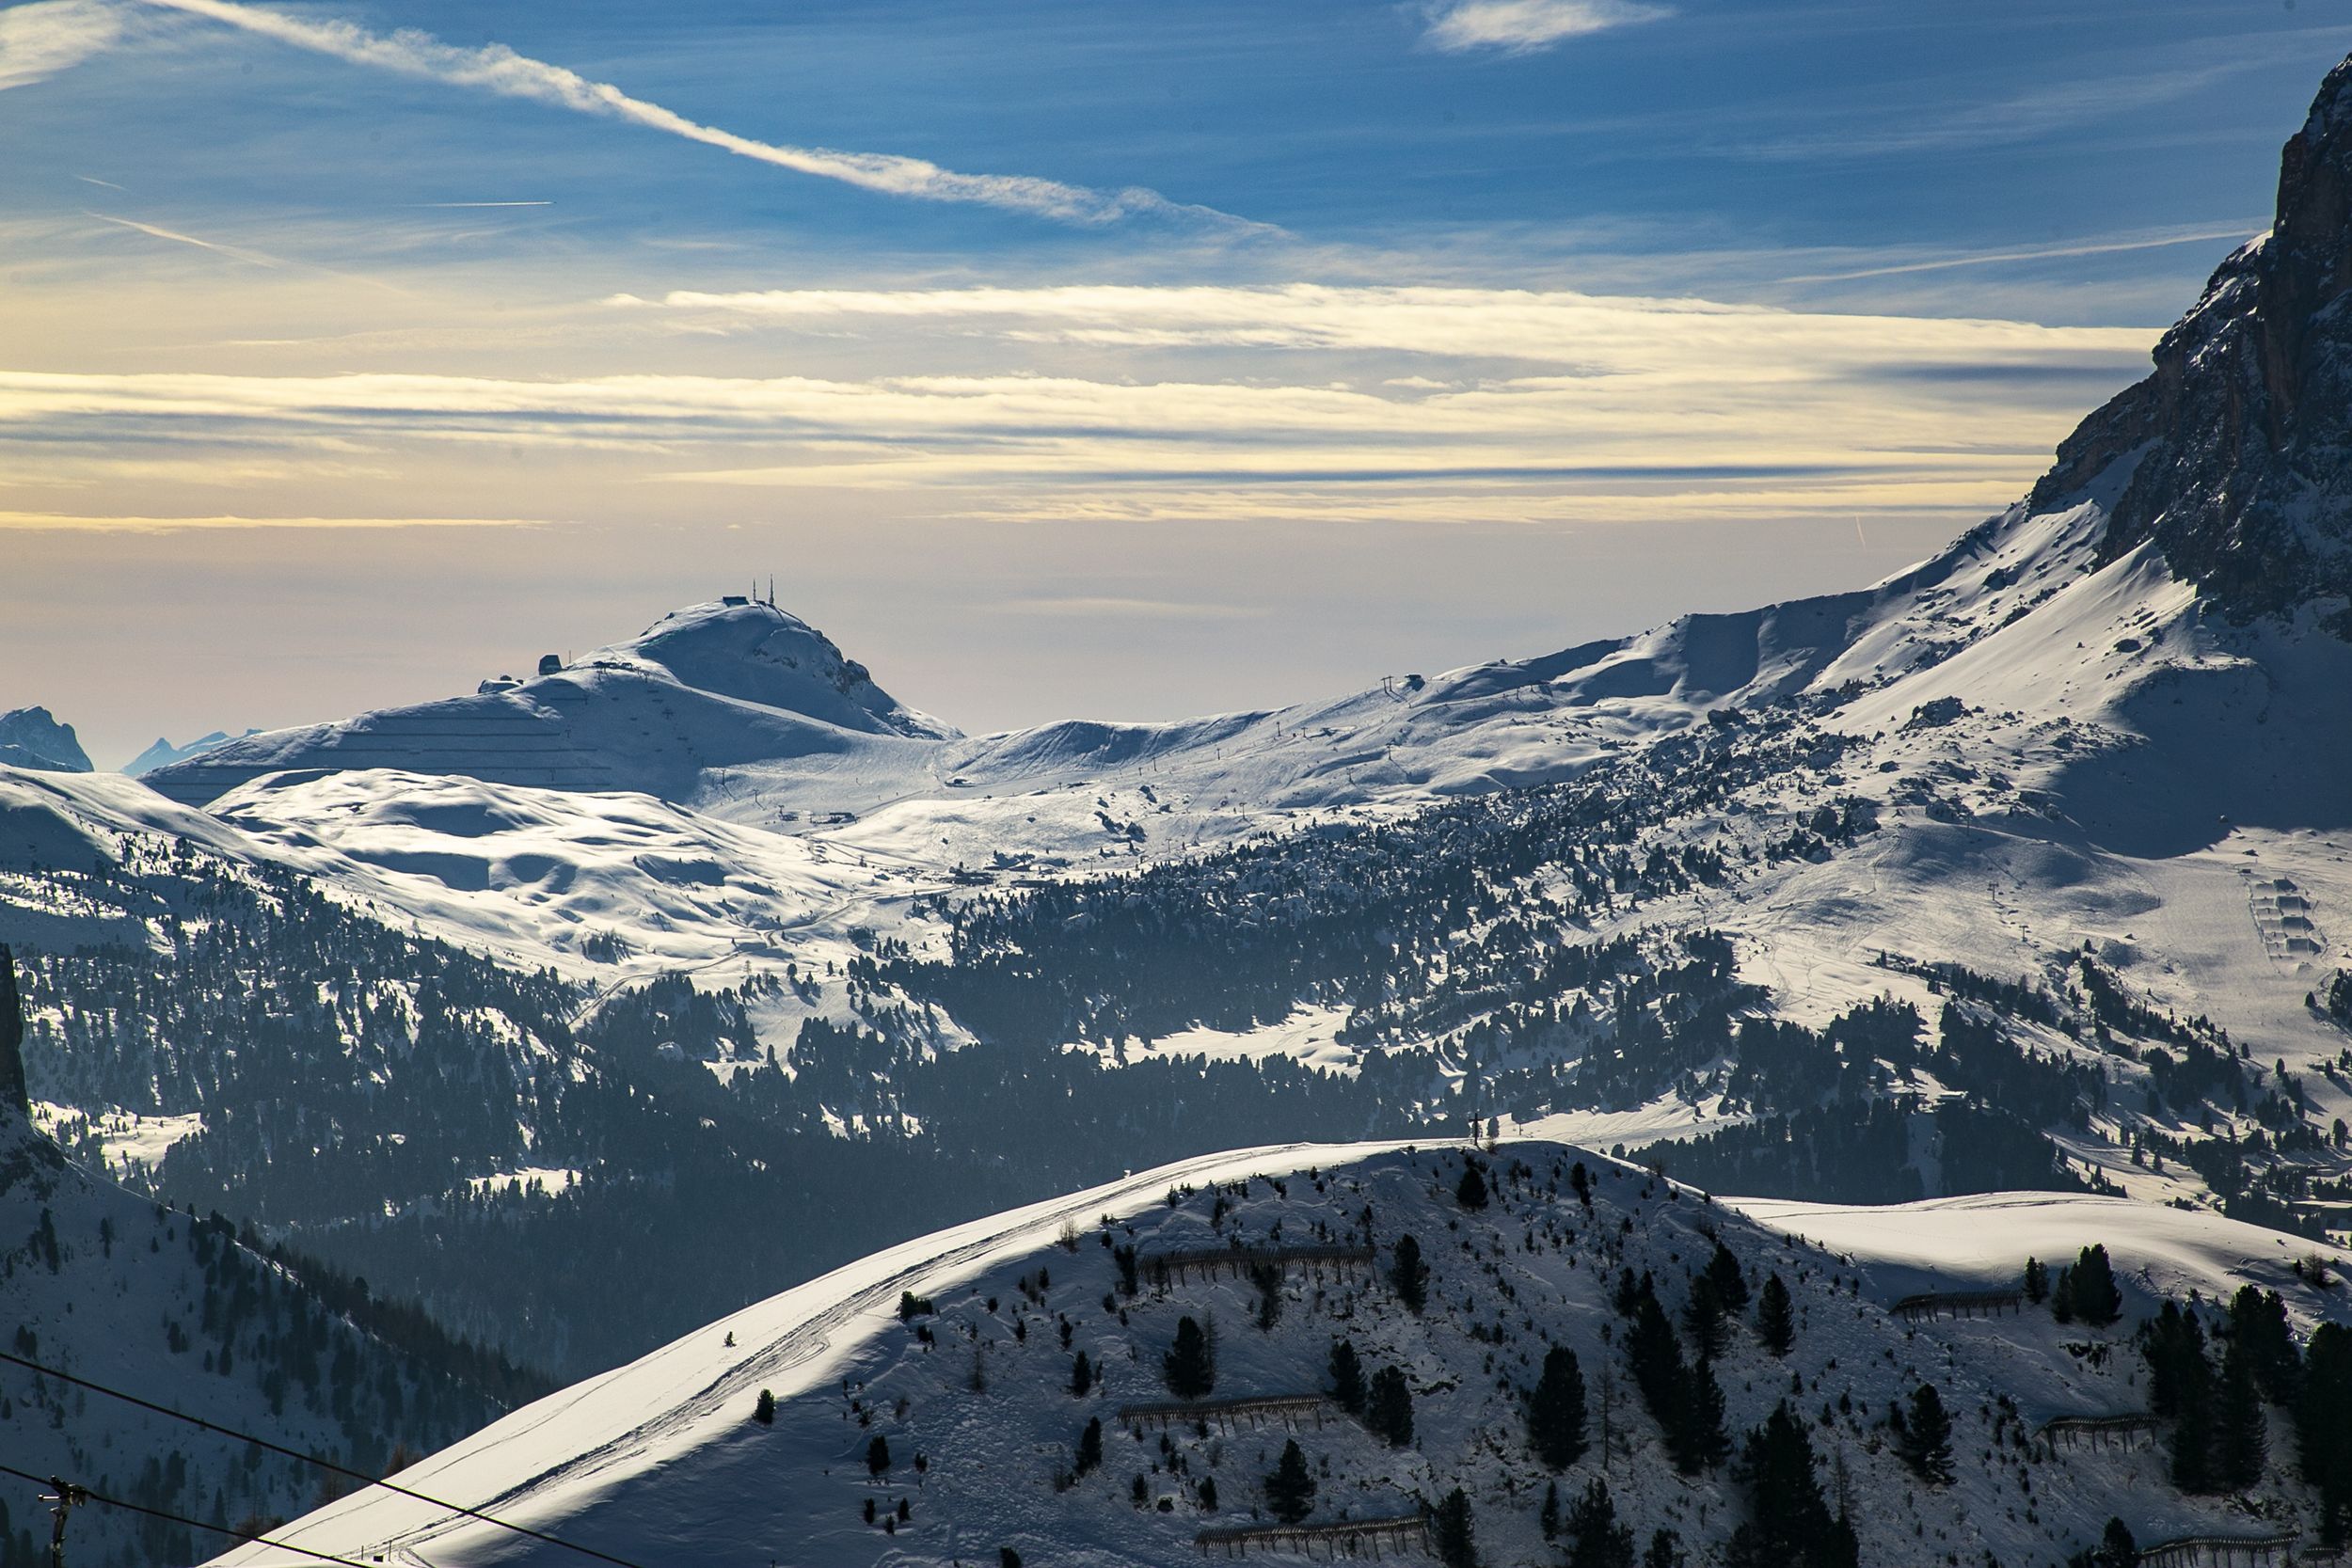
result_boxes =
[135,0,1268,231]
[0,0,119,90]
[622,281,2154,375]
[0,277,2150,518]
[1422,0,1669,55]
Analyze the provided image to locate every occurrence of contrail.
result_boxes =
[136,0,1272,233]
[86,209,283,266]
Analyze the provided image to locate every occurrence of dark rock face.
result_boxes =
[0,944,27,1118]
[2033,53,2352,622]
[0,707,91,773]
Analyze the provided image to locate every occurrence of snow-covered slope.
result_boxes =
[213,1139,2352,1568]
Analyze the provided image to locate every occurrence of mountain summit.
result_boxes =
[0,706,91,774]
[603,599,955,741]
[141,597,953,807]
[2040,53,2352,621]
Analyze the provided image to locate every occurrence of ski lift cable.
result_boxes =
[0,1349,650,1568]
[0,1461,375,1567]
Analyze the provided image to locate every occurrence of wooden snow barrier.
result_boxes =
[2130,1533,2296,1568]
[1145,1245,1378,1288]
[1891,1290,2025,1322]
[1195,1513,1431,1560]
[2039,1413,2162,1452]
[1120,1394,1332,1434]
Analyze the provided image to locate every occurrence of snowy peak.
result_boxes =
[2036,49,2352,621]
[139,598,952,807]
[0,706,91,773]
[599,599,957,740]
[123,730,257,778]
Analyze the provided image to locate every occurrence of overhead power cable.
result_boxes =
[0,1461,375,1567]
[0,1348,648,1568]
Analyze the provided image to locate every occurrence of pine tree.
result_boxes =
[1893,1384,1954,1485]
[1200,1476,1218,1512]
[1570,1161,1594,1210]
[1724,1402,1854,1568]
[1431,1487,1476,1568]
[2072,1244,2122,1326]
[2092,1517,2137,1568]
[1565,1478,1635,1568]
[1673,1354,1730,1474]
[1075,1416,1103,1476]
[2052,1264,2077,1323]
[2023,1257,2048,1304]
[1528,1346,1590,1469]
[1164,1316,1216,1399]
[1756,1274,1795,1357]
[2171,1345,2217,1495]
[753,1388,775,1425]
[1706,1240,1750,1313]
[866,1434,892,1477]
[1643,1529,1683,1568]
[1369,1365,1415,1448]
[1683,1275,1725,1358]
[1263,1438,1316,1524]
[2145,1301,2206,1416]
[2216,1342,2267,1491]
[1457,1162,1490,1209]
[1540,1480,1562,1543]
[1391,1235,1429,1311]
[1626,1282,1684,1421]
[2230,1284,2300,1403]
[1071,1351,1093,1397]
[1252,1262,1283,1331]
[1329,1338,1365,1414]
[2298,1323,2352,1544]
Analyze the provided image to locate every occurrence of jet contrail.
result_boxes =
[86,209,282,266]
[136,0,1272,233]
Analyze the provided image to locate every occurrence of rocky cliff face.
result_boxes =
[0,706,91,772]
[2036,52,2352,624]
[0,944,25,1118]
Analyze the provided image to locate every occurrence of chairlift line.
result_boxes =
[0,1461,375,1568]
[0,1348,652,1568]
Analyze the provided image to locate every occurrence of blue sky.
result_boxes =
[3,0,2346,763]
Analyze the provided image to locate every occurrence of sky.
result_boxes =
[1,0,2345,766]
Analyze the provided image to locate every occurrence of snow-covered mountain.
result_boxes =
[211,1139,2352,1568]
[123,732,258,779]
[141,599,954,809]
[9,36,2352,1510]
[0,707,89,774]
